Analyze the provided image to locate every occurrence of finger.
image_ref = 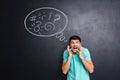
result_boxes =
[67,45,70,49]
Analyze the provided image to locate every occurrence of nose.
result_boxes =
[73,44,77,47]
[74,43,77,45]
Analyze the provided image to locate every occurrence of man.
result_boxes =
[62,35,94,80]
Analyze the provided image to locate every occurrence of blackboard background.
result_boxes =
[1,0,120,80]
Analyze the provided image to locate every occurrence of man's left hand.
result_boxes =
[78,47,84,60]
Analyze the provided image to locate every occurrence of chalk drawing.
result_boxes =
[24,7,68,42]
[53,14,61,23]
[48,12,53,21]
[56,33,67,42]
[30,16,37,22]
[44,22,55,31]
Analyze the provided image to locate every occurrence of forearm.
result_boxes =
[62,57,72,74]
[81,58,94,73]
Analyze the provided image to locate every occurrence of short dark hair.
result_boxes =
[69,35,81,44]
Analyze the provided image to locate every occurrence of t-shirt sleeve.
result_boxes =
[84,48,91,61]
[63,50,68,62]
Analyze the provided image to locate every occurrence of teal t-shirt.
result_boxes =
[63,47,91,80]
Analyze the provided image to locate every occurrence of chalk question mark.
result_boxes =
[53,14,60,23]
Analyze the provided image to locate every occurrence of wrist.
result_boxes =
[68,56,72,60]
[80,56,84,60]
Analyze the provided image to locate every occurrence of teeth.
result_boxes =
[73,46,78,49]
[73,47,78,49]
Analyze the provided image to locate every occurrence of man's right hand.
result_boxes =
[62,45,72,74]
[67,45,72,57]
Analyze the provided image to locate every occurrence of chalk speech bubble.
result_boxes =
[24,7,68,37]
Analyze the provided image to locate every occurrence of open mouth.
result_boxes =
[73,47,78,49]
[72,46,79,51]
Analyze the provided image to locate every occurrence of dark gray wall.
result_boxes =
[1,0,120,80]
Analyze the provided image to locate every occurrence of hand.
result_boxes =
[78,48,84,60]
[67,45,72,57]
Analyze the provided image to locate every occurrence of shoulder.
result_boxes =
[82,47,89,51]
[82,47,91,60]
[82,47,90,54]
[63,50,68,55]
[64,50,68,53]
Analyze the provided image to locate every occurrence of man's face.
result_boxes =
[70,39,81,53]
